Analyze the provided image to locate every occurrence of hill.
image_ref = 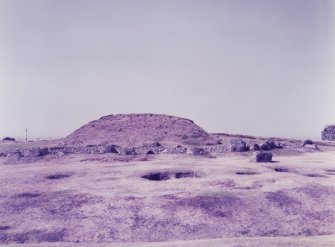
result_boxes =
[64,114,217,147]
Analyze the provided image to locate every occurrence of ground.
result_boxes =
[0,149,335,246]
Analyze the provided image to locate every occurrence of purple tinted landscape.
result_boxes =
[0,113,335,246]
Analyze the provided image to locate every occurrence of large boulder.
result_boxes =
[249,143,260,151]
[302,139,314,147]
[322,125,335,141]
[302,139,319,150]
[228,139,248,152]
[100,145,118,154]
[121,147,136,155]
[146,150,155,155]
[260,139,282,151]
[251,151,273,163]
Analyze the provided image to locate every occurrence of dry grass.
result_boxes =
[0,151,335,245]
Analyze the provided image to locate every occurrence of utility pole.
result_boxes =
[25,128,28,142]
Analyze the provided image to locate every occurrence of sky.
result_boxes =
[0,0,334,139]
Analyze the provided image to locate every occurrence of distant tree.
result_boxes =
[321,125,335,141]
[2,137,15,141]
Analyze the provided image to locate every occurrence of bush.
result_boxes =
[2,137,15,141]
[321,125,335,141]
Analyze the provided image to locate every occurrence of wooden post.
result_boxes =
[25,128,27,142]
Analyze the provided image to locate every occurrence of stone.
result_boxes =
[260,139,282,151]
[170,145,187,154]
[253,144,260,151]
[39,148,49,156]
[104,145,118,154]
[251,151,273,163]
[302,139,314,147]
[228,139,248,152]
[123,147,136,155]
[146,150,155,155]
[191,147,208,156]
[151,142,161,147]
[302,139,319,150]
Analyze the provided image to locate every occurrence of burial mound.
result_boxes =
[64,114,216,147]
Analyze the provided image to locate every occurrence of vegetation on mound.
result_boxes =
[64,113,217,147]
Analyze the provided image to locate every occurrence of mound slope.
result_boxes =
[64,114,216,147]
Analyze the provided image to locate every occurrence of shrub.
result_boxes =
[2,137,15,141]
[321,125,335,141]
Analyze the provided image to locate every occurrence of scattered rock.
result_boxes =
[260,139,282,151]
[302,139,319,150]
[303,139,314,147]
[122,147,136,155]
[1,114,332,162]
[251,151,273,163]
[103,145,118,154]
[170,145,188,154]
[151,142,161,147]
[216,139,223,145]
[252,144,260,151]
[205,145,226,153]
[191,147,208,156]
[228,139,248,152]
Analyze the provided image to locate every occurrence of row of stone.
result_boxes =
[0,144,211,158]
[0,139,279,158]
[228,138,283,152]
[0,144,275,163]
[0,138,280,160]
[0,144,168,158]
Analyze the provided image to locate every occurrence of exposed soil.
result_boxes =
[142,171,197,181]
[273,167,293,173]
[46,173,72,180]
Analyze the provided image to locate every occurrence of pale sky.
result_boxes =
[0,0,334,139]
